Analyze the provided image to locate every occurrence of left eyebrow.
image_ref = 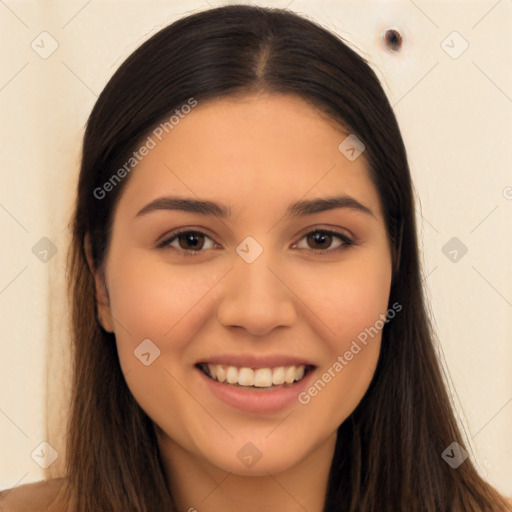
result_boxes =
[134,194,376,220]
[286,195,376,219]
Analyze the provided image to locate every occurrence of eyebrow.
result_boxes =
[135,194,376,219]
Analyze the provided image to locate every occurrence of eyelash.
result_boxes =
[156,228,356,257]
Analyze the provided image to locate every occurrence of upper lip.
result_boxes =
[196,354,316,369]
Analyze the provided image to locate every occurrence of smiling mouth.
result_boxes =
[196,362,315,390]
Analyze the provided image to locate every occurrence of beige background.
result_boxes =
[0,0,511,497]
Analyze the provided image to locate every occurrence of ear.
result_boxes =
[84,233,115,333]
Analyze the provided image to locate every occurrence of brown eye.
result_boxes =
[158,228,354,257]
[295,229,354,254]
[307,231,333,250]
[176,231,205,250]
[157,230,216,255]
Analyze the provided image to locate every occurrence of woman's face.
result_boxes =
[92,93,392,476]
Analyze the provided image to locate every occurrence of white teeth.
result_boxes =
[238,367,255,386]
[207,364,217,379]
[203,363,308,387]
[226,366,238,384]
[285,365,297,384]
[254,368,272,387]
[272,366,285,385]
[215,364,226,383]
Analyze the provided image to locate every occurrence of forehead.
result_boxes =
[114,93,384,223]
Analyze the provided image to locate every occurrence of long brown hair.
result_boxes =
[64,4,511,511]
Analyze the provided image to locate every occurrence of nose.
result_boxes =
[216,253,297,337]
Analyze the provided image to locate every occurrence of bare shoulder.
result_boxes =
[0,478,67,512]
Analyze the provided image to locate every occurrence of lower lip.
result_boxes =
[197,367,315,414]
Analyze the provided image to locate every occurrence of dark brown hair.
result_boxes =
[64,4,511,511]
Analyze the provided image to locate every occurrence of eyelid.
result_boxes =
[293,224,355,244]
[157,225,356,255]
[156,226,217,246]
[156,227,219,252]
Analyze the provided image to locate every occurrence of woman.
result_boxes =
[1,4,510,511]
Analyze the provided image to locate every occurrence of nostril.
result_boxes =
[382,28,403,53]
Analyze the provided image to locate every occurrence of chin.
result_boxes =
[198,432,322,477]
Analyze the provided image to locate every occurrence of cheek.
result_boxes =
[104,255,222,426]
[295,259,390,423]
[106,252,223,353]
[300,251,392,352]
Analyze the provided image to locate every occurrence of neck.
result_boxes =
[157,429,337,512]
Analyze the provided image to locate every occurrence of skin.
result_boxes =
[86,93,392,511]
